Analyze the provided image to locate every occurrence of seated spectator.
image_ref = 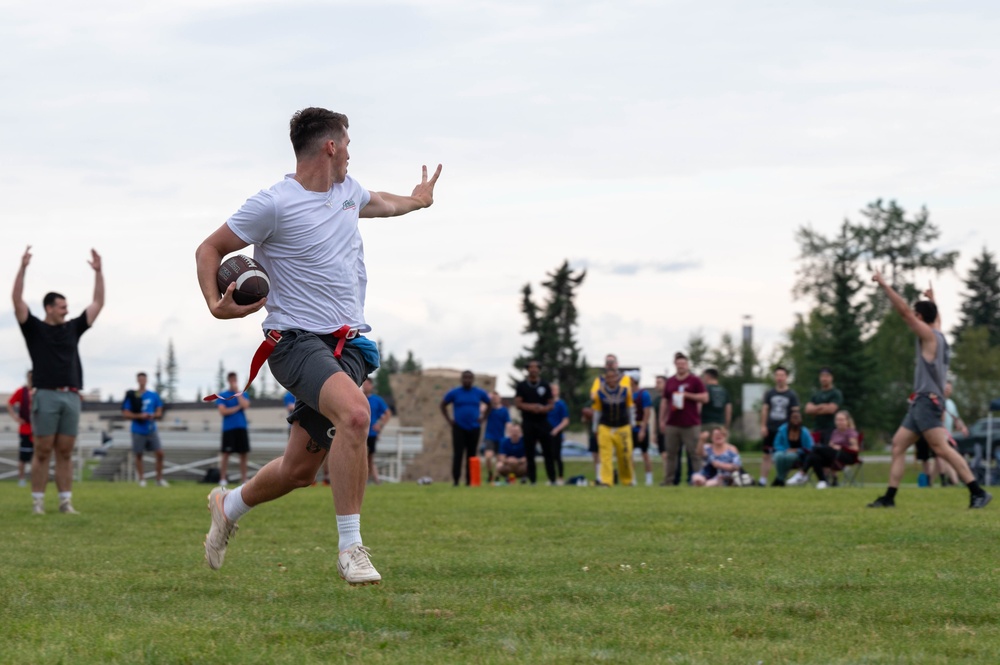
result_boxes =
[692,426,742,487]
[773,411,813,486]
[794,409,860,488]
[496,422,527,483]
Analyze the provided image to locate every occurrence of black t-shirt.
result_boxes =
[515,379,553,425]
[763,388,799,432]
[702,384,730,424]
[19,312,90,390]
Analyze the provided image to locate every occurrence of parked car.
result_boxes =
[952,418,999,457]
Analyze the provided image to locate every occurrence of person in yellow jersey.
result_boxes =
[592,367,636,486]
[589,353,632,483]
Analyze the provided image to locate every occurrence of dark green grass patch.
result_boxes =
[1,479,997,664]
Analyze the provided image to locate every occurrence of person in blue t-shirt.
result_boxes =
[216,372,251,486]
[364,379,391,485]
[497,422,527,481]
[547,382,570,485]
[628,371,654,486]
[121,371,166,487]
[482,391,510,483]
[283,391,296,430]
[440,370,491,486]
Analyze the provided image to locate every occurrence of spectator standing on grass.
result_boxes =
[440,370,490,487]
[867,276,990,509]
[547,382,570,485]
[804,368,843,445]
[515,360,556,485]
[628,371,654,486]
[13,245,104,515]
[7,370,33,487]
[651,375,667,482]
[692,426,742,487]
[481,391,510,484]
[592,368,635,487]
[697,368,731,448]
[122,372,167,488]
[217,372,251,486]
[759,366,799,486]
[796,409,859,489]
[496,421,528,482]
[659,352,708,486]
[590,354,633,483]
[773,411,813,486]
[364,379,390,485]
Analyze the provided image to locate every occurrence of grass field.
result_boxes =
[2,469,998,664]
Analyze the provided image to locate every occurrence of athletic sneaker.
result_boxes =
[138,480,147,488]
[815,481,828,490]
[867,495,895,508]
[59,499,79,514]
[219,479,229,487]
[33,498,45,515]
[157,479,170,488]
[970,492,993,509]
[18,478,26,487]
[205,487,238,570]
[337,544,381,586]
[787,472,808,486]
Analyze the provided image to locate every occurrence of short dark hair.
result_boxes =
[227,372,237,380]
[137,372,147,379]
[703,368,719,379]
[674,352,688,361]
[819,367,833,376]
[914,300,938,324]
[43,292,65,308]
[526,359,540,369]
[289,107,349,157]
[774,365,789,375]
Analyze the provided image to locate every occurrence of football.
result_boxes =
[217,254,270,306]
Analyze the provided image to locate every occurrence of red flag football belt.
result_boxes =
[202,325,359,402]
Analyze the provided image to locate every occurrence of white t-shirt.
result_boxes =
[227,174,372,334]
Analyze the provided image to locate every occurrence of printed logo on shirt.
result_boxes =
[342,199,357,211]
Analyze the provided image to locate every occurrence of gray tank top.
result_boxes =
[913,329,949,396]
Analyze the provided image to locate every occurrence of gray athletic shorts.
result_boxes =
[32,389,81,438]
[131,431,163,455]
[901,394,945,435]
[268,329,372,451]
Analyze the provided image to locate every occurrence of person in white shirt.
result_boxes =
[196,107,441,585]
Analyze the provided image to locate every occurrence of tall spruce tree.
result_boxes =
[953,247,1000,346]
[513,261,588,419]
[165,339,179,403]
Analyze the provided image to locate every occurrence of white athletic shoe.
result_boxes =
[138,480,147,488]
[205,487,238,570]
[33,498,45,515]
[18,478,26,487]
[816,481,828,490]
[787,472,808,486]
[157,479,170,488]
[59,499,79,514]
[219,479,229,487]
[337,544,381,586]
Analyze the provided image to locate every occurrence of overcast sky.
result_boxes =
[2,0,998,401]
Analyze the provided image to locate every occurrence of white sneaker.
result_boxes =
[138,480,147,488]
[157,479,170,487]
[787,472,808,486]
[18,478,26,487]
[33,498,45,515]
[219,479,229,487]
[204,487,238,570]
[337,544,381,586]
[59,499,80,514]
[816,481,828,490]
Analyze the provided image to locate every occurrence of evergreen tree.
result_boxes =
[154,359,165,396]
[401,350,422,374]
[373,340,400,402]
[216,361,225,394]
[953,247,1000,346]
[165,339,178,403]
[685,330,710,373]
[951,327,1000,422]
[513,261,589,419]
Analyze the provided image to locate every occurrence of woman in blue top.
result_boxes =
[692,426,742,487]
[482,391,510,483]
[773,410,812,486]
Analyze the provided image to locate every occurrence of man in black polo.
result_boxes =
[13,246,104,515]
[514,359,555,485]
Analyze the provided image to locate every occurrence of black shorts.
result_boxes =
[588,431,599,454]
[221,428,250,454]
[19,433,34,463]
[762,429,778,454]
[633,428,649,453]
[367,435,378,455]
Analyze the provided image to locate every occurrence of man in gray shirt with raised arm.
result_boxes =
[867,276,990,509]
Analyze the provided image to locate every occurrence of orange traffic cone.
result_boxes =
[469,456,481,487]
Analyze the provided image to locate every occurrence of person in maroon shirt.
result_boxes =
[658,352,709,485]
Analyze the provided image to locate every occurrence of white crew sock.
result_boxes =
[645,472,653,486]
[223,485,252,522]
[595,464,601,483]
[337,514,362,551]
[58,491,72,502]
[32,492,44,501]
[759,476,767,485]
